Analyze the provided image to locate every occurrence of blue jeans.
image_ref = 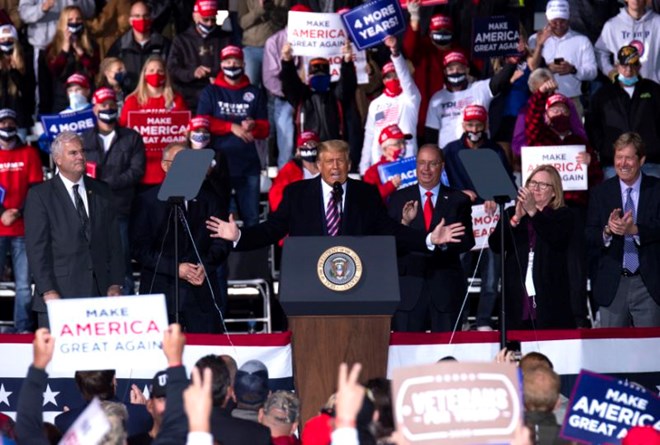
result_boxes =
[0,237,32,332]
[274,96,295,168]
[461,248,501,328]
[230,174,260,227]
[242,46,264,86]
[117,217,135,295]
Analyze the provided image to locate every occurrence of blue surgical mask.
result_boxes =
[618,73,639,87]
[68,92,88,110]
[190,131,211,149]
[67,23,84,35]
[309,74,331,93]
[0,126,16,141]
[196,22,216,38]
[114,71,126,84]
[0,43,13,55]
[98,108,118,124]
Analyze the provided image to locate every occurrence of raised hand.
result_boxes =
[430,218,466,245]
[184,366,213,433]
[33,328,55,370]
[163,323,185,367]
[334,363,364,427]
[401,200,418,225]
[206,214,240,242]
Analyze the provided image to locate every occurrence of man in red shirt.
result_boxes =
[0,109,43,332]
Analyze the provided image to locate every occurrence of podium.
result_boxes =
[280,236,400,423]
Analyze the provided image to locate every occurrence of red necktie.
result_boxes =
[424,190,433,231]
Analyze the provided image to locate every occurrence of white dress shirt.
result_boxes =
[59,174,89,216]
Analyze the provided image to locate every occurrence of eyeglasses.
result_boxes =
[417,160,442,168]
[528,180,553,191]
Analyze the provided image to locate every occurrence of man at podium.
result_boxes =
[206,140,466,251]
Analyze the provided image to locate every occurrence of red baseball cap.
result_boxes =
[290,5,312,12]
[545,93,569,110]
[429,14,453,31]
[296,130,319,147]
[188,115,210,131]
[379,124,412,146]
[193,0,217,17]
[92,87,117,105]
[381,62,396,76]
[66,73,90,90]
[463,104,487,123]
[443,51,468,67]
[220,45,243,61]
[622,426,660,445]
[336,7,351,14]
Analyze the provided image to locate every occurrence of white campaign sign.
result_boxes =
[47,294,169,373]
[58,398,110,445]
[288,11,349,57]
[470,201,515,251]
[303,50,369,84]
[521,145,588,191]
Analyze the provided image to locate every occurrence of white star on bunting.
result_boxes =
[42,384,60,407]
[0,384,12,406]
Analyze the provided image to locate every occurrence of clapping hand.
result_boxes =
[401,200,418,225]
[430,218,466,245]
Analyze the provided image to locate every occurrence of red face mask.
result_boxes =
[145,73,166,88]
[383,78,402,96]
[131,18,152,34]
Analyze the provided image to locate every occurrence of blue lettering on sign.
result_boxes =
[341,0,406,51]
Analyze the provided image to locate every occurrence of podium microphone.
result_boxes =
[332,181,344,224]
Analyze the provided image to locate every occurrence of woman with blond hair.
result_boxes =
[46,5,100,113]
[96,57,128,112]
[120,55,187,185]
[489,165,576,329]
[0,23,31,135]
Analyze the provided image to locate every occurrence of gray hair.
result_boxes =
[162,141,187,161]
[51,131,83,157]
[263,391,300,424]
[527,68,553,93]
[99,401,128,445]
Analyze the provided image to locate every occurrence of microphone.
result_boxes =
[332,181,344,230]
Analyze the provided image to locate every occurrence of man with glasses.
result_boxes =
[387,144,474,332]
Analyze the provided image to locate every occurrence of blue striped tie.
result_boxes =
[623,187,639,273]
[326,192,340,236]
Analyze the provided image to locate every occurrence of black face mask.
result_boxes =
[430,31,452,45]
[0,126,17,141]
[0,43,14,55]
[197,22,216,37]
[98,109,118,124]
[223,67,243,80]
[67,23,84,35]
[446,73,467,88]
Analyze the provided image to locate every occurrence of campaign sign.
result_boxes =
[288,11,349,57]
[378,156,417,188]
[47,294,169,373]
[560,370,660,444]
[342,0,406,51]
[303,50,369,84]
[40,109,96,140]
[0,185,5,205]
[471,204,499,251]
[472,16,520,58]
[400,0,448,6]
[392,361,522,444]
[521,145,588,191]
[127,110,190,153]
[59,398,111,445]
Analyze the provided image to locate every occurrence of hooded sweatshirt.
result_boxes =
[595,7,660,83]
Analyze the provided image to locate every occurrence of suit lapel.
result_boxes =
[637,174,650,222]
[84,177,95,226]
[410,186,426,231]
[430,186,451,228]
[53,175,79,217]
[312,176,327,235]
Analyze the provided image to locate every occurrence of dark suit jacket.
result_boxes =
[237,176,427,252]
[210,407,272,445]
[387,185,474,312]
[586,174,660,306]
[131,184,230,317]
[24,175,124,311]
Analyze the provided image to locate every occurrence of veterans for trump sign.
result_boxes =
[342,0,406,50]
[521,145,588,191]
[472,16,520,58]
[560,370,660,444]
[47,294,169,373]
[288,11,348,57]
[392,361,522,444]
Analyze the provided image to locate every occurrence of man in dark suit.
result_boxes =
[388,144,474,332]
[131,142,230,333]
[206,140,466,252]
[586,132,660,327]
[24,131,124,328]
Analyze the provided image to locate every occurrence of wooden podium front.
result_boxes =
[289,315,391,424]
[279,236,400,425]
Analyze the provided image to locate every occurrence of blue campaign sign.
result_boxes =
[472,15,520,58]
[341,0,406,51]
[377,156,417,188]
[0,185,5,205]
[40,108,97,140]
[560,370,660,444]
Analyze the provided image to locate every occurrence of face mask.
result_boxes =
[145,73,166,88]
[131,18,152,34]
[618,73,639,87]
[430,31,452,46]
[190,131,211,149]
[549,115,571,133]
[196,22,216,38]
[69,92,88,110]
[309,74,331,93]
[467,131,484,142]
[446,73,467,88]
[67,23,84,35]
[98,108,118,124]
[0,43,13,55]
[0,127,16,141]
[383,78,402,96]
[391,147,404,160]
[114,71,125,85]
[222,67,244,80]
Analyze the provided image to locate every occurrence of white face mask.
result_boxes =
[68,92,88,111]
